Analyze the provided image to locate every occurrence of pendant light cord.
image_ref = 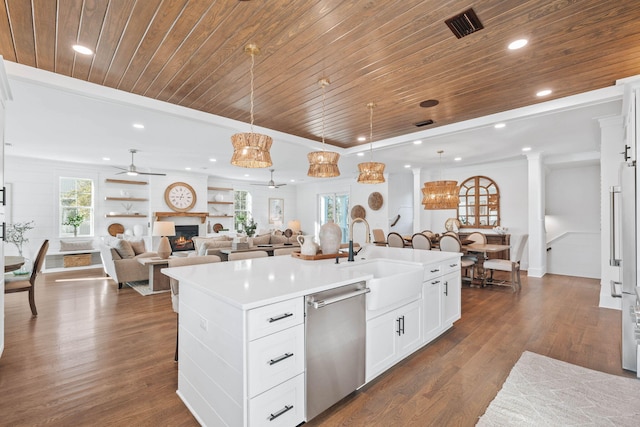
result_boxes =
[369,103,375,161]
[249,52,255,134]
[321,80,326,151]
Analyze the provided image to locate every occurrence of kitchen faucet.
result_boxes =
[348,217,370,262]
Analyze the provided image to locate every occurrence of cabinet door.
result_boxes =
[397,300,422,357]
[366,309,398,381]
[423,278,442,343]
[442,271,461,326]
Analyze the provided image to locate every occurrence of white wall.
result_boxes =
[545,163,601,278]
[387,173,413,235]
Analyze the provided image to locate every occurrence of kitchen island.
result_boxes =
[163,245,462,426]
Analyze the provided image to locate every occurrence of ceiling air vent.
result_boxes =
[445,8,484,39]
[414,119,434,127]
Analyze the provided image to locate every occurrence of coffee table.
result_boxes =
[137,257,170,292]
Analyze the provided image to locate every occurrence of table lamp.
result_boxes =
[287,219,301,233]
[153,221,175,259]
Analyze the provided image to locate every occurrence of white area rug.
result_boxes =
[477,351,640,426]
[125,281,169,296]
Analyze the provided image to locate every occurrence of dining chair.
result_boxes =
[464,232,487,262]
[273,247,298,256]
[411,233,432,250]
[438,235,476,283]
[483,234,529,292]
[421,230,436,239]
[372,228,387,246]
[228,251,269,261]
[4,239,49,316]
[167,255,221,360]
[387,232,405,248]
[466,232,487,244]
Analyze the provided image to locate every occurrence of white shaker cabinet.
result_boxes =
[423,261,462,343]
[366,299,422,382]
[178,284,305,427]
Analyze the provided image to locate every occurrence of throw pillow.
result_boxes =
[126,239,146,255]
[60,239,94,251]
[251,234,271,245]
[269,234,289,245]
[112,239,135,259]
[198,242,210,256]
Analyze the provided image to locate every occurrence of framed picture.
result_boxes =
[269,198,284,224]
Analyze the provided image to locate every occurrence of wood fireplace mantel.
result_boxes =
[153,212,209,223]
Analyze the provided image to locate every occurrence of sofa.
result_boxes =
[192,232,299,261]
[99,236,157,288]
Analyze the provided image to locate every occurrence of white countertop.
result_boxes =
[162,245,460,310]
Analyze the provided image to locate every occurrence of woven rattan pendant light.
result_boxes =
[307,77,340,178]
[357,102,385,184]
[230,44,273,168]
[421,150,459,210]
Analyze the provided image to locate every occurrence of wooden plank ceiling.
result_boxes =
[0,0,639,149]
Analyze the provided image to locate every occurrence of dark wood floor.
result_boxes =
[1,269,633,426]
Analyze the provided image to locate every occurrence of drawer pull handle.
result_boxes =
[269,352,293,365]
[269,404,293,421]
[430,268,440,273]
[449,263,458,267]
[431,280,440,285]
[268,312,293,323]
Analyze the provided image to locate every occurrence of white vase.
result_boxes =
[297,235,317,256]
[319,220,342,255]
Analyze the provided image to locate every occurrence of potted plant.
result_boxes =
[6,220,35,275]
[245,218,257,237]
[63,211,85,237]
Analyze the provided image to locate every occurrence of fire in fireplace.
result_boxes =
[169,225,199,252]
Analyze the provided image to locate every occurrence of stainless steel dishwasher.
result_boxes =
[305,281,370,421]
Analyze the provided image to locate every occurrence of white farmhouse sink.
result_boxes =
[339,259,423,310]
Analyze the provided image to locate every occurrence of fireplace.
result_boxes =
[169,225,199,252]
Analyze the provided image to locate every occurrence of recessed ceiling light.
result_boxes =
[413,140,422,145]
[357,152,365,157]
[72,44,93,55]
[508,39,528,50]
[404,164,411,168]
[290,179,295,182]
[357,136,367,142]
[536,89,552,97]
[454,157,462,161]
[102,157,110,161]
[494,123,506,129]
[185,167,191,171]
[522,147,532,152]
[244,174,250,177]
[133,123,144,129]
[209,158,217,162]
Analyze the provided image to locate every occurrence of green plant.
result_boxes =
[245,218,257,237]
[6,221,35,256]
[63,212,85,236]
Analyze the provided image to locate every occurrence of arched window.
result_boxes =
[458,176,500,228]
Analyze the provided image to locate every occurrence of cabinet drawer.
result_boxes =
[249,373,305,427]
[248,324,305,397]
[247,298,303,341]
[442,258,462,275]
[423,263,442,281]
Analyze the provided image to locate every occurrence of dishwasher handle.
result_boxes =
[308,288,370,309]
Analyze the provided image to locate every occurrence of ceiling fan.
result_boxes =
[114,149,166,176]
[252,169,286,189]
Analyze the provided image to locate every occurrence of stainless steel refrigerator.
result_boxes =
[610,135,639,373]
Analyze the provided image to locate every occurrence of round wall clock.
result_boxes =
[164,182,197,212]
